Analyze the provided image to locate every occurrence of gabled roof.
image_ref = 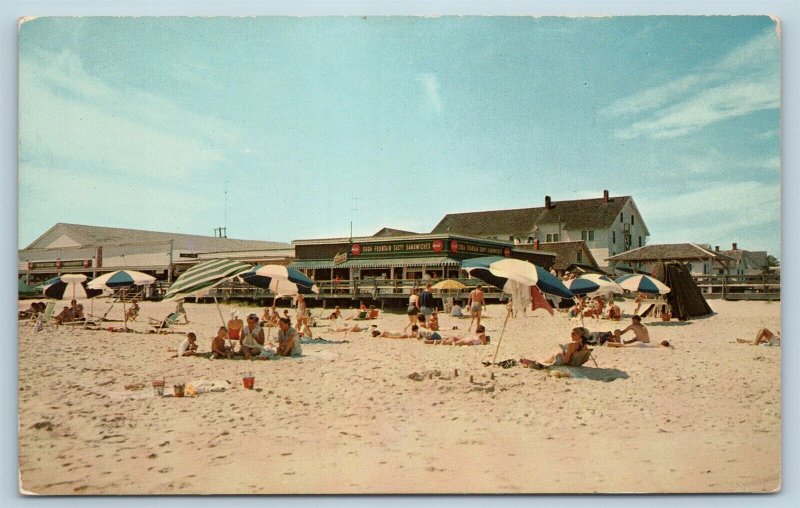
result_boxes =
[720,249,768,268]
[607,243,736,264]
[372,227,419,237]
[431,195,644,235]
[23,223,291,253]
[523,241,599,271]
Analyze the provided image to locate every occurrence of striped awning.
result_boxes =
[341,256,461,269]
[288,260,336,270]
[163,259,252,301]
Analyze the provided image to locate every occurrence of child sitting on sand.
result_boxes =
[210,326,233,359]
[618,315,650,344]
[605,302,621,320]
[177,332,198,357]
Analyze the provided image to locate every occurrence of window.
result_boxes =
[546,234,552,242]
[527,236,534,244]
[620,213,623,223]
[553,234,559,242]
[581,230,595,242]
[631,215,635,225]
[638,236,642,247]
[577,251,583,263]
[612,231,616,244]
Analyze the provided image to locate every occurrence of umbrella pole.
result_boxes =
[491,307,513,364]
[213,296,226,326]
[122,288,128,331]
[266,281,279,344]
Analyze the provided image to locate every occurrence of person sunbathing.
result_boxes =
[428,310,440,331]
[618,315,650,344]
[737,328,780,346]
[434,325,489,345]
[210,326,233,359]
[53,305,75,325]
[378,326,420,339]
[567,297,586,318]
[523,327,590,368]
[608,340,672,348]
[328,306,343,320]
[177,332,198,357]
[329,323,367,333]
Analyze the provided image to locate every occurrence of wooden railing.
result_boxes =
[692,273,780,300]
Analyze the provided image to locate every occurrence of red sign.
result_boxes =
[432,239,444,253]
[84,260,91,268]
[350,244,362,256]
[502,247,512,257]
[56,259,62,269]
[449,240,458,253]
[27,262,33,270]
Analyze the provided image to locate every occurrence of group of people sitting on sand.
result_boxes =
[326,304,380,321]
[54,299,85,325]
[19,301,48,320]
[566,295,621,320]
[176,311,303,360]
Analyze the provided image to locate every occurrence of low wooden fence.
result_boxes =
[692,273,780,301]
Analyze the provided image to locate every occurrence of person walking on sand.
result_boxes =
[405,288,421,332]
[618,315,651,344]
[175,299,189,324]
[419,283,434,319]
[467,285,485,331]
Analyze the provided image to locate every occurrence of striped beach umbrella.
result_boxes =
[19,279,38,297]
[462,256,573,299]
[42,274,105,300]
[615,274,671,295]
[87,270,156,290]
[163,259,252,301]
[563,277,602,295]
[239,265,319,296]
[163,259,252,327]
[462,256,573,364]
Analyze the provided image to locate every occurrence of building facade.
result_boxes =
[430,190,649,269]
[18,223,294,284]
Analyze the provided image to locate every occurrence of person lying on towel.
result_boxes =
[523,327,590,369]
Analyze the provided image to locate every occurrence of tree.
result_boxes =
[761,255,779,274]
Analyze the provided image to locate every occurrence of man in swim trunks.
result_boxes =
[467,285,486,330]
[618,315,650,344]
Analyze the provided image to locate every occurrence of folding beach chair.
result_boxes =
[148,312,181,333]
[31,302,56,331]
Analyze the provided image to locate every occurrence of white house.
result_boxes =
[430,190,649,269]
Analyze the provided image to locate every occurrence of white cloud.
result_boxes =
[416,73,442,114]
[19,49,248,178]
[605,29,779,140]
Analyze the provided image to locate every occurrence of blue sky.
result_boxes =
[18,16,781,257]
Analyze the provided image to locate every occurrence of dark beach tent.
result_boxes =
[657,262,713,321]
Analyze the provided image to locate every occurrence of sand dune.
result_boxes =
[18,298,780,494]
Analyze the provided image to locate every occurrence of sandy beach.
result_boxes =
[18,298,780,494]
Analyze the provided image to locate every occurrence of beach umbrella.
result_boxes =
[615,274,671,295]
[239,265,319,297]
[18,279,38,297]
[163,259,253,326]
[42,274,105,300]
[431,279,466,291]
[563,277,602,295]
[88,270,156,327]
[581,274,623,294]
[462,256,573,363]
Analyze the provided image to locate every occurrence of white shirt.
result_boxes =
[178,339,190,356]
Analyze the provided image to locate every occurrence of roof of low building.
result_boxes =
[606,243,736,263]
[23,223,292,253]
[518,241,599,271]
[372,227,420,237]
[720,248,768,268]
[431,194,645,236]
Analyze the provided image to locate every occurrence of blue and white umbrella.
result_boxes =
[43,274,105,300]
[239,265,319,297]
[87,270,156,290]
[563,277,602,295]
[461,256,573,299]
[615,274,670,295]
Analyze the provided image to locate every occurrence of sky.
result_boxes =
[18,16,781,258]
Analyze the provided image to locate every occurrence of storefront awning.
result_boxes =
[341,256,461,269]
[288,260,336,270]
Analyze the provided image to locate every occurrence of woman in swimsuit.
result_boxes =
[404,288,420,332]
[227,310,243,342]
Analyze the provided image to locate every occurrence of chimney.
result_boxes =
[732,242,738,250]
[602,189,609,203]
[545,196,552,209]
[715,246,719,252]
[533,239,540,250]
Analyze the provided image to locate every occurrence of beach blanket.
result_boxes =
[547,366,629,382]
[299,337,350,344]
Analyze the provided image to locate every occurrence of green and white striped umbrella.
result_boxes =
[163,259,252,302]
